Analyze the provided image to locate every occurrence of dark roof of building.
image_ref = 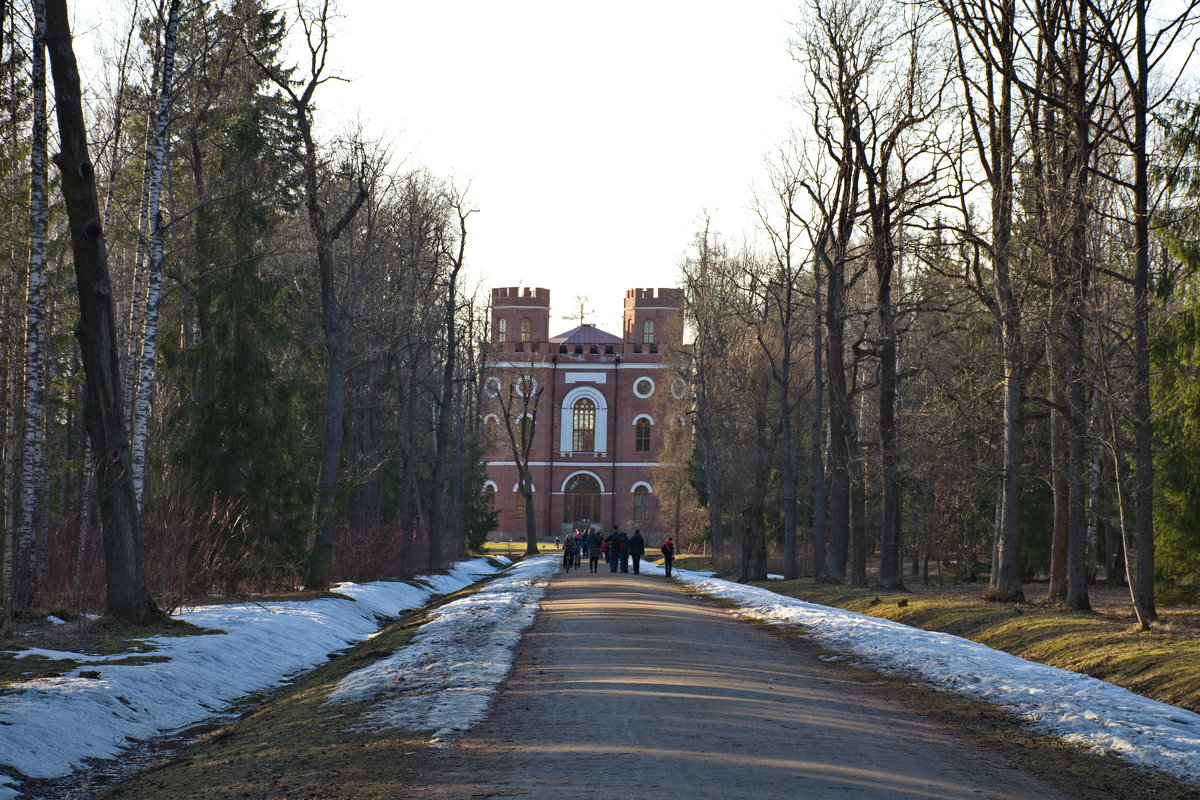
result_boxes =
[549,324,624,345]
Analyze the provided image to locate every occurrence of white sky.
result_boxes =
[316,0,803,333]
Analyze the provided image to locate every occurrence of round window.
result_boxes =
[516,376,537,397]
[485,377,501,398]
[671,377,687,399]
[633,377,655,398]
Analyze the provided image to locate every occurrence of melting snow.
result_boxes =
[0,557,506,798]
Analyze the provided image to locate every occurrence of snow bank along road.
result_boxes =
[0,558,509,799]
[407,569,1071,800]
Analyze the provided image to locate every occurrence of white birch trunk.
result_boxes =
[124,91,157,415]
[131,0,181,513]
[13,0,50,612]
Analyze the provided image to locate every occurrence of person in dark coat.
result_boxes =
[628,529,646,574]
[561,532,578,571]
[607,526,621,572]
[661,536,676,577]
[616,530,630,573]
[586,527,603,573]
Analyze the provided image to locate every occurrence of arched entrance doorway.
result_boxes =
[563,473,601,527]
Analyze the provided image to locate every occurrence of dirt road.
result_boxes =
[408,569,1067,800]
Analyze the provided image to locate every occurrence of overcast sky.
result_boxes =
[317,0,803,333]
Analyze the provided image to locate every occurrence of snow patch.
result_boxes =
[659,562,1200,784]
[327,556,558,741]
[0,559,505,791]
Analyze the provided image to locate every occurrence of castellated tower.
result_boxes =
[491,287,550,348]
[622,287,684,351]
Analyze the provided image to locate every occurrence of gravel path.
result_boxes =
[408,570,1070,799]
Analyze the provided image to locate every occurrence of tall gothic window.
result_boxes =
[572,398,596,451]
[642,319,655,344]
[633,485,651,520]
[635,418,651,452]
[520,317,532,342]
[564,474,601,524]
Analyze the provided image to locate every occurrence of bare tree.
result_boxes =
[44,0,161,622]
[681,223,733,568]
[248,0,368,590]
[427,192,474,567]
[1082,0,1200,626]
[497,377,542,555]
[939,0,1028,601]
[793,0,872,584]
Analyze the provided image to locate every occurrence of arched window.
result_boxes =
[497,318,507,340]
[572,398,596,451]
[642,319,655,344]
[635,418,651,452]
[483,414,499,449]
[520,317,532,342]
[564,473,601,524]
[515,493,526,518]
[482,485,495,509]
[633,485,651,520]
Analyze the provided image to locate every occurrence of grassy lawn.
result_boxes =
[478,540,553,557]
[660,554,1200,714]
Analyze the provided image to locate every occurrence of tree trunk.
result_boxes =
[1047,341,1068,603]
[1130,0,1156,625]
[130,0,182,513]
[427,208,468,568]
[779,316,797,580]
[696,387,725,568]
[44,0,161,623]
[985,0,1025,603]
[12,0,49,615]
[822,243,850,584]
[809,260,827,578]
[876,274,902,589]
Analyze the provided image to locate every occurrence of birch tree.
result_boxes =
[11,0,49,615]
[130,0,182,512]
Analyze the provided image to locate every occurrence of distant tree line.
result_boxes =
[0,0,494,625]
[670,0,1200,623]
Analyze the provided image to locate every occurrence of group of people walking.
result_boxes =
[558,527,675,576]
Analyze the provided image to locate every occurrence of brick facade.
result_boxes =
[483,287,683,543]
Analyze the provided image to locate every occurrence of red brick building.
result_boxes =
[482,287,684,542]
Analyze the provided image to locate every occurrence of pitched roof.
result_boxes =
[549,324,624,345]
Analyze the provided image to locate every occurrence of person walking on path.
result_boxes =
[573,530,585,568]
[662,536,675,577]
[628,529,646,574]
[586,527,603,573]
[607,526,622,573]
[562,533,578,572]
[617,530,630,573]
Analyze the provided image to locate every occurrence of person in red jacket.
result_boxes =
[661,537,676,577]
